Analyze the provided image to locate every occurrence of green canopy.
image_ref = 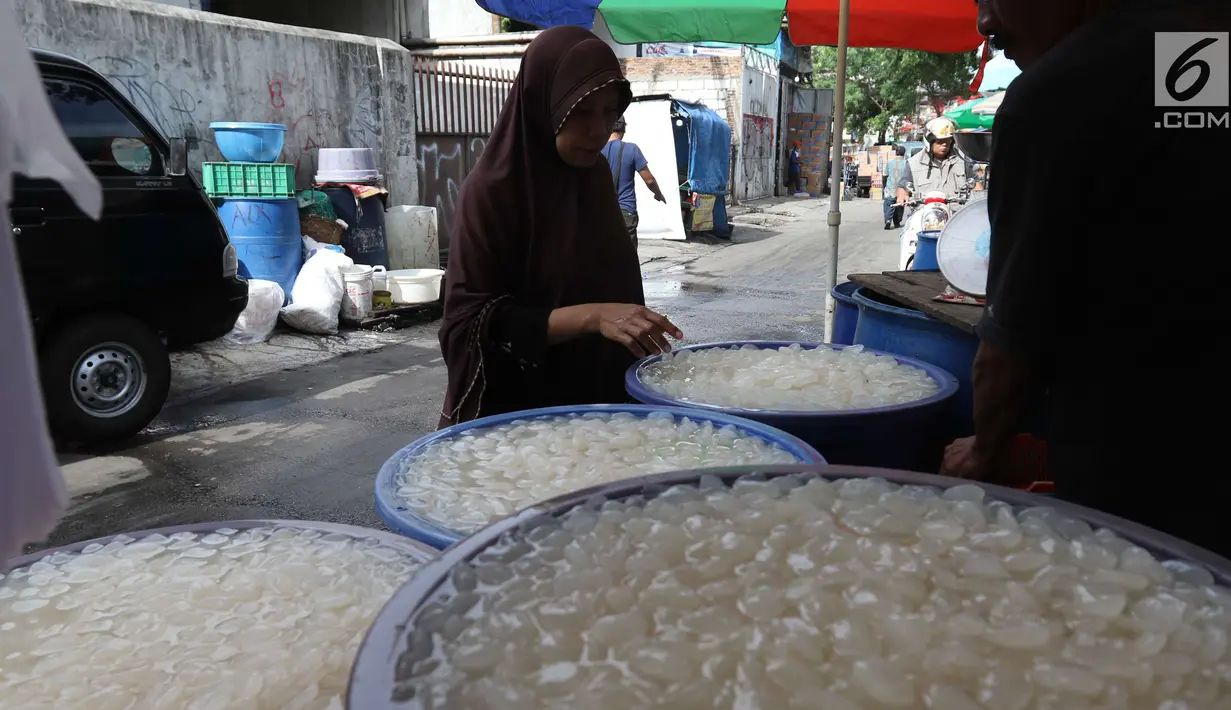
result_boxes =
[603,0,786,45]
[944,96,995,130]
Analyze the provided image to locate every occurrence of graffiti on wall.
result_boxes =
[263,71,346,187]
[86,56,387,189]
[417,136,487,258]
[90,55,207,150]
[741,114,774,200]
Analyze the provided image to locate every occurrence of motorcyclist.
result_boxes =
[895,116,968,207]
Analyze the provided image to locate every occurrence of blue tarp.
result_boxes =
[675,100,730,196]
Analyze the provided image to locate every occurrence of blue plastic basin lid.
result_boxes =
[373,403,827,549]
[626,341,960,420]
[209,122,287,131]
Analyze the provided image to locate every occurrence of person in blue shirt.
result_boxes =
[601,117,667,244]
[882,145,908,230]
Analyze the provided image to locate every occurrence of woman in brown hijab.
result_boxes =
[438,26,682,427]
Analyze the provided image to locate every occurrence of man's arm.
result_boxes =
[942,94,1067,480]
[632,145,667,203]
[638,168,667,203]
[969,341,1035,470]
[895,162,913,204]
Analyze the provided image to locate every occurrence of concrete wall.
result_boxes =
[619,55,742,128]
[18,0,418,205]
[739,48,779,201]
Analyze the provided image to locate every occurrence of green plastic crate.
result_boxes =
[202,162,295,198]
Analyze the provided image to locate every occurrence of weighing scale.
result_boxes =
[936,197,991,298]
[937,129,994,299]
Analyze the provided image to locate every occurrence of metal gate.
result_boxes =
[413,58,515,264]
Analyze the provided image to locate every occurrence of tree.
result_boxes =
[812,47,979,143]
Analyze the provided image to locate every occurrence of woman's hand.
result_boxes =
[591,303,682,357]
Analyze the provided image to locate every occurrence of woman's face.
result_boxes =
[555,84,622,168]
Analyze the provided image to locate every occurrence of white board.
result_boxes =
[621,100,687,241]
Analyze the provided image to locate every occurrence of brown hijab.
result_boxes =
[438,26,642,426]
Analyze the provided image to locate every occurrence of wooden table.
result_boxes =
[846,270,982,335]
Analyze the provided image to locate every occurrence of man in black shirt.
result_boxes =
[942,0,1231,557]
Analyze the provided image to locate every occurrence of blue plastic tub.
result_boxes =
[209,122,286,163]
[830,281,859,345]
[852,287,978,436]
[625,341,959,471]
[373,404,825,549]
[349,465,1231,710]
[911,230,941,270]
[215,197,302,303]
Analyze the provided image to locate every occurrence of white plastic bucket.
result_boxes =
[340,264,374,321]
[386,268,445,305]
[316,148,381,184]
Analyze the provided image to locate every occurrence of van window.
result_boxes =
[43,78,158,177]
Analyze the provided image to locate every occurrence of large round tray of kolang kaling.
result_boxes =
[1,520,436,710]
[349,465,1231,710]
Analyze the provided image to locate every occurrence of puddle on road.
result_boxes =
[165,420,327,455]
[643,280,727,299]
[59,456,150,498]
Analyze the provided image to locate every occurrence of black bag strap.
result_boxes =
[611,140,626,184]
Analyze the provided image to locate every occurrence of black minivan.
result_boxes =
[11,49,248,444]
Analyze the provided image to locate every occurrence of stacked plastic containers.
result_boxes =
[315,148,390,273]
[206,122,301,304]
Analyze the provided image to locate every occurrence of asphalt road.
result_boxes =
[43,196,900,549]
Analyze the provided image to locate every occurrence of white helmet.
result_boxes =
[925,116,958,145]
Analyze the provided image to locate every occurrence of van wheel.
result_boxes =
[41,315,171,445]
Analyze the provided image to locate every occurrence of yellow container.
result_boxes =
[372,290,393,311]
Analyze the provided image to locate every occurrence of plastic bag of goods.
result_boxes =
[281,240,353,335]
[221,279,284,345]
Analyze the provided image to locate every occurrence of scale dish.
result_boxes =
[938,198,991,298]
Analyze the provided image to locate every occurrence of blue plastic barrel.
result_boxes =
[830,281,859,345]
[911,230,941,270]
[852,287,978,439]
[374,404,826,549]
[215,198,302,303]
[322,187,389,268]
[625,342,959,471]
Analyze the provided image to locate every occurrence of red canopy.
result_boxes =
[787,0,982,52]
